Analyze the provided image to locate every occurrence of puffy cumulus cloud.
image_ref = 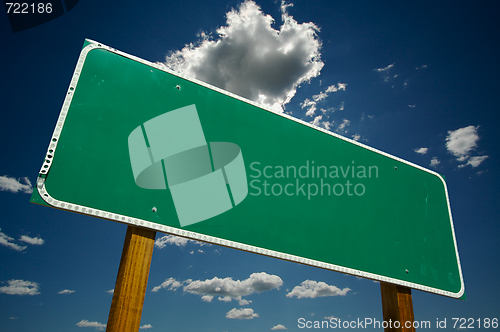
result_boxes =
[272,324,288,330]
[0,229,27,251]
[0,279,40,296]
[19,235,44,245]
[153,272,283,303]
[238,298,252,305]
[164,0,323,112]
[58,289,75,294]
[140,324,153,329]
[226,308,259,319]
[154,235,208,249]
[0,176,32,194]
[446,126,479,161]
[446,125,488,168]
[286,280,350,298]
[76,320,106,331]
[430,157,441,168]
[201,295,214,302]
[184,272,282,302]
[414,147,428,155]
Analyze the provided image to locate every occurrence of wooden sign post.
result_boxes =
[380,282,416,332]
[106,226,156,332]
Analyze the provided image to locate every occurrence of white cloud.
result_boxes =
[459,155,488,168]
[324,316,339,321]
[446,126,479,161]
[0,176,33,194]
[19,235,44,245]
[430,157,440,168]
[302,83,346,117]
[310,114,322,126]
[164,0,323,112]
[239,298,252,305]
[414,147,428,154]
[76,320,106,331]
[157,272,283,303]
[310,115,332,130]
[286,280,350,298]
[272,324,288,330]
[226,308,259,319]
[301,98,317,116]
[107,289,114,294]
[154,235,208,249]
[0,229,27,251]
[0,279,40,295]
[218,296,233,302]
[58,289,75,294]
[151,277,188,292]
[201,295,214,302]
[140,324,153,329]
[336,119,350,133]
[351,134,361,141]
[374,62,395,72]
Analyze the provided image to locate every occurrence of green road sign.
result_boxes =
[31,39,464,298]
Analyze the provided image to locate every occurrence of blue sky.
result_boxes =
[1,0,499,331]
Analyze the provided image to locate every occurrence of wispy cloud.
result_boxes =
[374,63,395,72]
[414,147,428,154]
[286,280,350,298]
[0,229,27,251]
[458,155,489,168]
[301,83,346,117]
[0,176,33,194]
[0,229,45,251]
[19,235,44,246]
[76,320,106,331]
[151,277,190,293]
[310,115,332,130]
[154,235,209,249]
[226,308,259,319]
[272,324,288,330]
[0,279,40,295]
[336,119,350,134]
[324,316,339,321]
[164,0,323,112]
[58,289,75,294]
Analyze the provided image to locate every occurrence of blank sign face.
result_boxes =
[31,39,464,298]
